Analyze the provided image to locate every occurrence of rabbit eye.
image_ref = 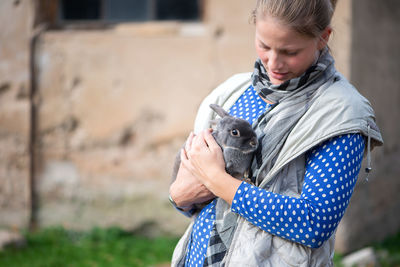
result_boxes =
[230,129,240,137]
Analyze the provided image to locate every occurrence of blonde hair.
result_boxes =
[251,0,337,38]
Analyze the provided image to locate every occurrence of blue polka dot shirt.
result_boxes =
[184,85,365,265]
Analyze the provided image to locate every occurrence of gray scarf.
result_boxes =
[251,48,337,186]
[204,48,337,266]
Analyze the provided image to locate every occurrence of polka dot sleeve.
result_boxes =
[231,133,365,248]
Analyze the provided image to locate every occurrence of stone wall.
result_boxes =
[0,0,33,229]
[32,0,256,235]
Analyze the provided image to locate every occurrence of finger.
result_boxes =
[193,131,208,150]
[181,148,189,161]
[180,148,197,175]
[203,130,220,151]
[191,131,199,147]
[185,132,194,152]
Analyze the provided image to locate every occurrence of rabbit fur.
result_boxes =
[171,104,259,194]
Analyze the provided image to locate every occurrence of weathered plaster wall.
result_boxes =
[33,0,256,234]
[329,0,352,79]
[335,0,400,253]
[0,0,33,229]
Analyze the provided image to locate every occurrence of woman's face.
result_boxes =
[255,16,330,85]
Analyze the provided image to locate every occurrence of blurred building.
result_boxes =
[0,0,399,253]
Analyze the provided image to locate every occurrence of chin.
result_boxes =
[270,78,287,85]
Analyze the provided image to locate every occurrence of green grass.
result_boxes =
[373,230,400,267]
[0,227,179,267]
[1,226,399,267]
[333,230,400,267]
[333,252,344,267]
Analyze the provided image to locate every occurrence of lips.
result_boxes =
[270,71,289,81]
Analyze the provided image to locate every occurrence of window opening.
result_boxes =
[59,0,201,23]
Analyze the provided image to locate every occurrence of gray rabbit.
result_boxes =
[171,104,258,183]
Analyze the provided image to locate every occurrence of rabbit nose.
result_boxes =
[250,138,258,147]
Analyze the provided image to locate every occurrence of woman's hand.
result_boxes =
[181,129,226,189]
[169,132,215,210]
[181,129,242,205]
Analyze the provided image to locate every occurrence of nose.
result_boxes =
[268,51,283,71]
[250,137,258,148]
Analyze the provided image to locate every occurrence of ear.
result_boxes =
[317,26,332,50]
[210,104,230,118]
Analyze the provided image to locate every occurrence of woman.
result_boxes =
[169,0,383,266]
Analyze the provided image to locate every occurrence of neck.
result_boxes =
[260,95,275,105]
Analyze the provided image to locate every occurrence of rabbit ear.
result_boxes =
[210,104,230,118]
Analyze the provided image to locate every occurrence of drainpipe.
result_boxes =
[28,23,47,231]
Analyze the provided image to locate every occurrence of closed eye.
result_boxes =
[283,50,298,56]
[260,43,270,51]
